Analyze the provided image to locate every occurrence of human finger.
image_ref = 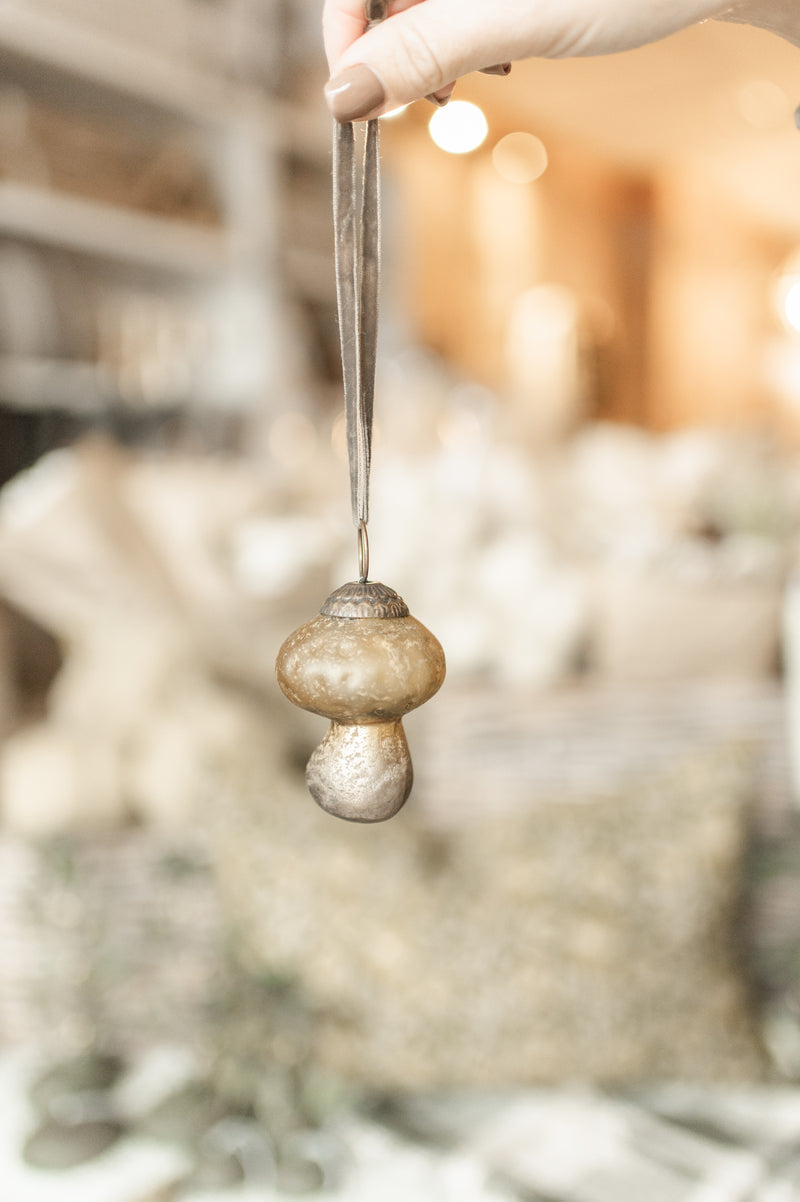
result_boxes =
[324,0,518,121]
[322,0,424,73]
[323,0,736,121]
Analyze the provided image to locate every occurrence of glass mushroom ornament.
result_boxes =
[276,579,445,823]
[279,75,446,823]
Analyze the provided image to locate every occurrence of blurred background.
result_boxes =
[2,2,800,1200]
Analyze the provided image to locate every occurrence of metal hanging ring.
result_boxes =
[357,520,370,582]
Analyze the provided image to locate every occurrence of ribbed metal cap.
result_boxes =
[319,580,410,619]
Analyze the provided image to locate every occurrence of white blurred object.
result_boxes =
[564,423,665,560]
[1,622,184,835]
[592,569,782,682]
[0,450,76,531]
[231,515,329,598]
[473,534,587,687]
[127,715,205,830]
[48,625,184,736]
[128,671,263,829]
[1,724,124,836]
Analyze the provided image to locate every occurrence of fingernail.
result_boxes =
[480,62,512,76]
[325,64,385,122]
[425,83,455,107]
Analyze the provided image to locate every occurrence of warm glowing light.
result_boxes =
[773,252,800,336]
[429,101,488,154]
[380,104,409,120]
[785,280,800,334]
[737,78,791,129]
[492,132,548,183]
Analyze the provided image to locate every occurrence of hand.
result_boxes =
[323,0,734,122]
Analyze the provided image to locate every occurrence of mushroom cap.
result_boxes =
[276,612,445,723]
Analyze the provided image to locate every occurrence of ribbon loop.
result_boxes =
[332,6,384,570]
[333,118,381,535]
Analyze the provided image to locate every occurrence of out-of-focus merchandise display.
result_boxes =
[0,87,222,224]
[0,245,256,417]
[0,0,327,466]
[0,0,284,84]
[0,410,794,1082]
[0,5,799,1200]
[0,379,795,790]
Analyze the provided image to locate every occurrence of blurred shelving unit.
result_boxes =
[0,0,337,473]
[0,180,229,274]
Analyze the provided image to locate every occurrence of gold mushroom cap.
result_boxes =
[276,581,446,823]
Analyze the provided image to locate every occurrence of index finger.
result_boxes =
[322,0,426,73]
[322,0,368,71]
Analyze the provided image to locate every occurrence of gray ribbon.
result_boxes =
[333,118,380,532]
[332,1,386,576]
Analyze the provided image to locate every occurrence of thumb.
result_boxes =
[324,0,508,121]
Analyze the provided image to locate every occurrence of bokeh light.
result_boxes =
[492,132,548,183]
[773,253,800,336]
[429,101,488,155]
[785,280,800,335]
[737,77,792,129]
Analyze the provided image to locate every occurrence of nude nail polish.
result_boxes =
[325,64,386,122]
[480,62,512,76]
[425,82,456,106]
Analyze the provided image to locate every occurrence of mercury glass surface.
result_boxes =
[276,581,446,822]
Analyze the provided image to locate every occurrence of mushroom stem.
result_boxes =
[306,720,413,823]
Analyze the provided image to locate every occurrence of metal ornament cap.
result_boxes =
[320,580,409,619]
